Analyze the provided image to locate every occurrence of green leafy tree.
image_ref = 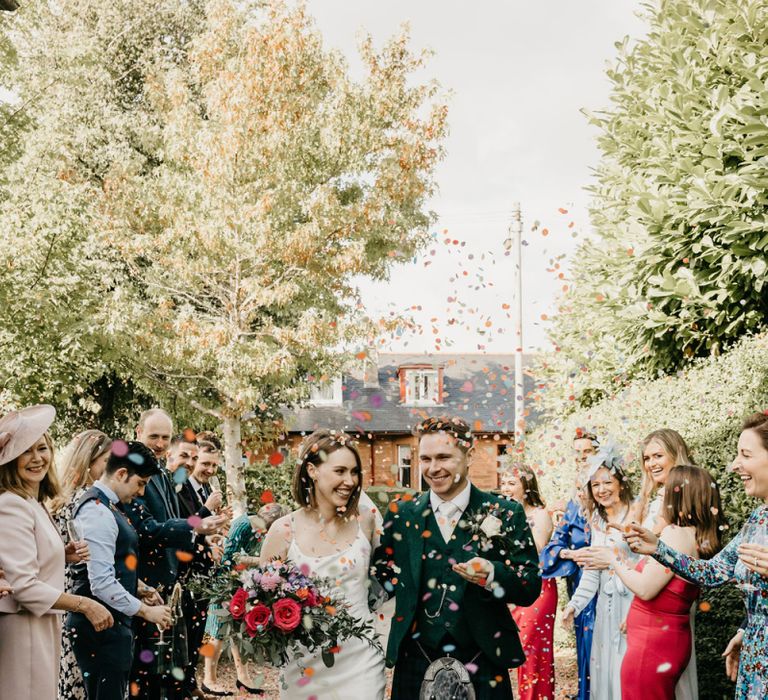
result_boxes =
[0,0,447,511]
[537,0,768,414]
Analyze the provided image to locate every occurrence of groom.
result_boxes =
[373,416,541,699]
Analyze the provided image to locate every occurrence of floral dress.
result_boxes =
[654,505,768,700]
[54,488,87,700]
[205,515,265,639]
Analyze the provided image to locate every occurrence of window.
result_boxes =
[397,445,412,488]
[403,369,440,406]
[309,376,343,406]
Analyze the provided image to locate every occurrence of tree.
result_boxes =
[0,0,447,511]
[0,0,206,430]
[536,0,768,415]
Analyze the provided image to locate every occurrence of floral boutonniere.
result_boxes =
[461,502,507,552]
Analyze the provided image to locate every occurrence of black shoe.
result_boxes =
[200,684,233,697]
[236,679,265,696]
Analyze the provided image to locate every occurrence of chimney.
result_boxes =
[363,346,380,388]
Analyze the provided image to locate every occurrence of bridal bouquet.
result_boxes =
[199,560,380,667]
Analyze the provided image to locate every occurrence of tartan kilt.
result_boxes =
[391,637,514,700]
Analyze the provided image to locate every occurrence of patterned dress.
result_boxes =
[205,515,265,639]
[54,488,87,700]
[653,505,768,700]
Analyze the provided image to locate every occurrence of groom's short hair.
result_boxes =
[415,416,473,453]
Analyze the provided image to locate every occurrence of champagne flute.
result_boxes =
[66,519,83,544]
[209,476,222,494]
[739,522,767,615]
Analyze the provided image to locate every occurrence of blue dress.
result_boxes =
[205,515,264,639]
[540,498,597,700]
[654,505,768,700]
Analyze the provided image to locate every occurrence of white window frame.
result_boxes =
[309,376,343,406]
[404,369,440,407]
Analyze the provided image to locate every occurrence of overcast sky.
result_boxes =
[307,0,647,354]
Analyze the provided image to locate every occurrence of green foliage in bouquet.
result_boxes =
[537,0,768,413]
[192,560,381,668]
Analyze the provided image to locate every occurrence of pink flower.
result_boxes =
[259,571,283,592]
[228,588,248,620]
[244,604,271,637]
[272,598,302,633]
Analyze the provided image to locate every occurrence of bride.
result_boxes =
[258,430,385,699]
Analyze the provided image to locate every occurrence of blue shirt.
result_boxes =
[74,480,142,617]
[539,498,591,594]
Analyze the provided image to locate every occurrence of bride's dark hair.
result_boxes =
[292,430,363,517]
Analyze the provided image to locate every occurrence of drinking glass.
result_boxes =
[739,522,767,615]
[209,476,222,493]
[66,519,83,544]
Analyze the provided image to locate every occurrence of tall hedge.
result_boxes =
[537,0,768,414]
[528,331,768,696]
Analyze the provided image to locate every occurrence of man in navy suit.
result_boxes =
[127,409,226,700]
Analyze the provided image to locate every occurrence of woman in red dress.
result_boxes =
[502,466,557,700]
[608,465,725,699]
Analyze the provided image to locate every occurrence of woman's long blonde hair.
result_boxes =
[49,430,112,514]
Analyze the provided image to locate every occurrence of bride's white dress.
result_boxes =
[280,522,386,699]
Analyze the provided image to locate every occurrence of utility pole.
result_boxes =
[510,202,525,452]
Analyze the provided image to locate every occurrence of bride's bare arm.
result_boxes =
[257,513,293,563]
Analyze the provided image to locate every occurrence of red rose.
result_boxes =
[228,588,248,620]
[272,598,302,633]
[244,603,271,637]
[305,589,320,607]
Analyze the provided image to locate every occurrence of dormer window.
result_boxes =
[309,376,343,406]
[401,367,442,406]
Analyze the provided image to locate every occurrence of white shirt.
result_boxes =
[429,479,472,516]
[188,475,208,505]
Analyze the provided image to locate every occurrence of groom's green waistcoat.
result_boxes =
[414,510,472,647]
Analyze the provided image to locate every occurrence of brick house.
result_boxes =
[278,352,533,491]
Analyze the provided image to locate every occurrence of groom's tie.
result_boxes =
[437,501,461,542]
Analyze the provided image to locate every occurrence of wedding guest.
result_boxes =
[0,405,113,700]
[501,465,557,700]
[69,441,172,700]
[609,465,724,700]
[540,429,599,700]
[562,448,636,700]
[632,428,699,700]
[127,409,226,700]
[374,416,541,700]
[49,429,113,700]
[625,412,768,700]
[259,430,384,699]
[177,434,222,518]
[177,437,224,699]
[632,429,694,532]
[202,502,289,696]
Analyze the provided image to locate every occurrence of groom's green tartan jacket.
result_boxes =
[372,484,541,669]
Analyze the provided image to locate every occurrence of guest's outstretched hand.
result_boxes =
[0,567,11,598]
[194,514,228,536]
[561,605,575,629]
[608,522,659,555]
[64,540,90,563]
[721,628,744,682]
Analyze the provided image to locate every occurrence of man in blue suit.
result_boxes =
[127,409,226,700]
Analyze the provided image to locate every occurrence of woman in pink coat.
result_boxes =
[0,405,113,700]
